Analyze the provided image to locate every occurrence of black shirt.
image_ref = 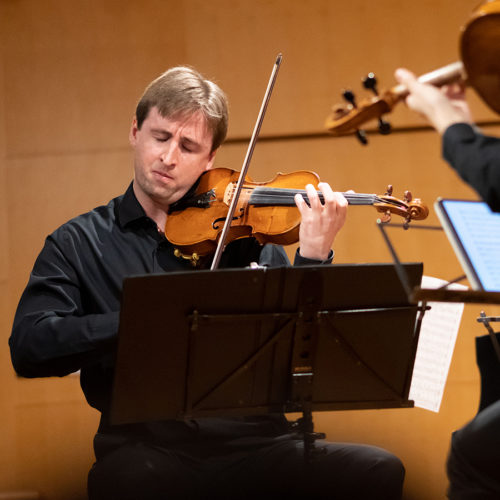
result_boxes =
[10,182,330,443]
[443,123,500,212]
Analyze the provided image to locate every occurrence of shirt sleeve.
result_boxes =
[293,248,334,266]
[442,123,500,212]
[9,234,119,378]
[257,245,334,267]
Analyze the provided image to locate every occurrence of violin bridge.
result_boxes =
[223,183,236,206]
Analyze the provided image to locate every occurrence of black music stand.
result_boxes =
[110,263,425,461]
[377,221,500,306]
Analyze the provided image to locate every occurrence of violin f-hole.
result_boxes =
[213,207,245,230]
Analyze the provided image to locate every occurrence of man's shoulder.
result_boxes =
[50,193,124,242]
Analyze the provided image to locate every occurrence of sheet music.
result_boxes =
[409,276,466,412]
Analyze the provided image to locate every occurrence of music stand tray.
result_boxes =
[110,262,424,428]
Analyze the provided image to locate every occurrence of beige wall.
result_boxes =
[2,1,499,498]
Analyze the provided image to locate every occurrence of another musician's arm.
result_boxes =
[443,124,500,212]
[395,67,500,212]
[395,68,473,134]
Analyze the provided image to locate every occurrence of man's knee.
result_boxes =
[311,443,405,499]
[358,448,405,498]
[88,442,196,500]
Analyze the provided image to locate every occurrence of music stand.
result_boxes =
[377,216,500,306]
[110,263,425,461]
[377,220,500,393]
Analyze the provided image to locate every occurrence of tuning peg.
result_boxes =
[362,72,379,95]
[342,89,358,108]
[342,89,368,144]
[355,130,368,145]
[378,119,391,135]
[363,73,392,136]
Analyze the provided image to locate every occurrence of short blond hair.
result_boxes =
[135,66,228,151]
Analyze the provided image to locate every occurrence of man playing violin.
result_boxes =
[10,66,405,500]
[395,67,500,500]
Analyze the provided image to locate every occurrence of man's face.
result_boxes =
[129,107,216,209]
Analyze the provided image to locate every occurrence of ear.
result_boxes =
[205,149,217,171]
[129,118,139,146]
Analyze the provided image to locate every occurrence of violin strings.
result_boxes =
[246,186,395,207]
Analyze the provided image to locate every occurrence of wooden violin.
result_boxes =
[325,0,500,137]
[165,167,429,261]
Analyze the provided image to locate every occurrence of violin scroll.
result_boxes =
[373,185,429,228]
[325,62,465,138]
[326,73,401,140]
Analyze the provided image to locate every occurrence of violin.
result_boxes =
[324,0,500,138]
[165,167,429,263]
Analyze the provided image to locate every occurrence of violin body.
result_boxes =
[461,0,500,115]
[165,167,320,257]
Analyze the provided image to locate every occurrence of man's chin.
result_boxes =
[150,189,183,209]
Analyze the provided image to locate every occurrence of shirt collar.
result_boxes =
[117,177,203,228]
[117,182,149,228]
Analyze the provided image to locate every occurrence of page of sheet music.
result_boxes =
[409,276,466,412]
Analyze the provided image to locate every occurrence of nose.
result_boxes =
[160,142,178,166]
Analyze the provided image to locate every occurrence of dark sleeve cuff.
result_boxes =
[293,248,334,266]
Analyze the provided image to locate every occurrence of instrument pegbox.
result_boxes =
[362,73,392,135]
[382,186,415,228]
[341,89,368,145]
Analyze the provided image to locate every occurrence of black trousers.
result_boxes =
[447,333,500,499]
[88,434,404,500]
[447,399,500,499]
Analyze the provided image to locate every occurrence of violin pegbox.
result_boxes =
[326,72,395,140]
[374,185,429,229]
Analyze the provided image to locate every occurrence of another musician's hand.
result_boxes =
[395,68,473,134]
[295,182,348,261]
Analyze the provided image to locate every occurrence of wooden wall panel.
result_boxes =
[0,37,6,284]
[0,285,18,492]
[0,14,16,494]
[13,379,98,500]
[6,151,133,304]
[3,0,187,159]
[181,0,495,136]
[2,1,499,499]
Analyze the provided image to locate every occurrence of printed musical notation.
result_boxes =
[409,276,466,412]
